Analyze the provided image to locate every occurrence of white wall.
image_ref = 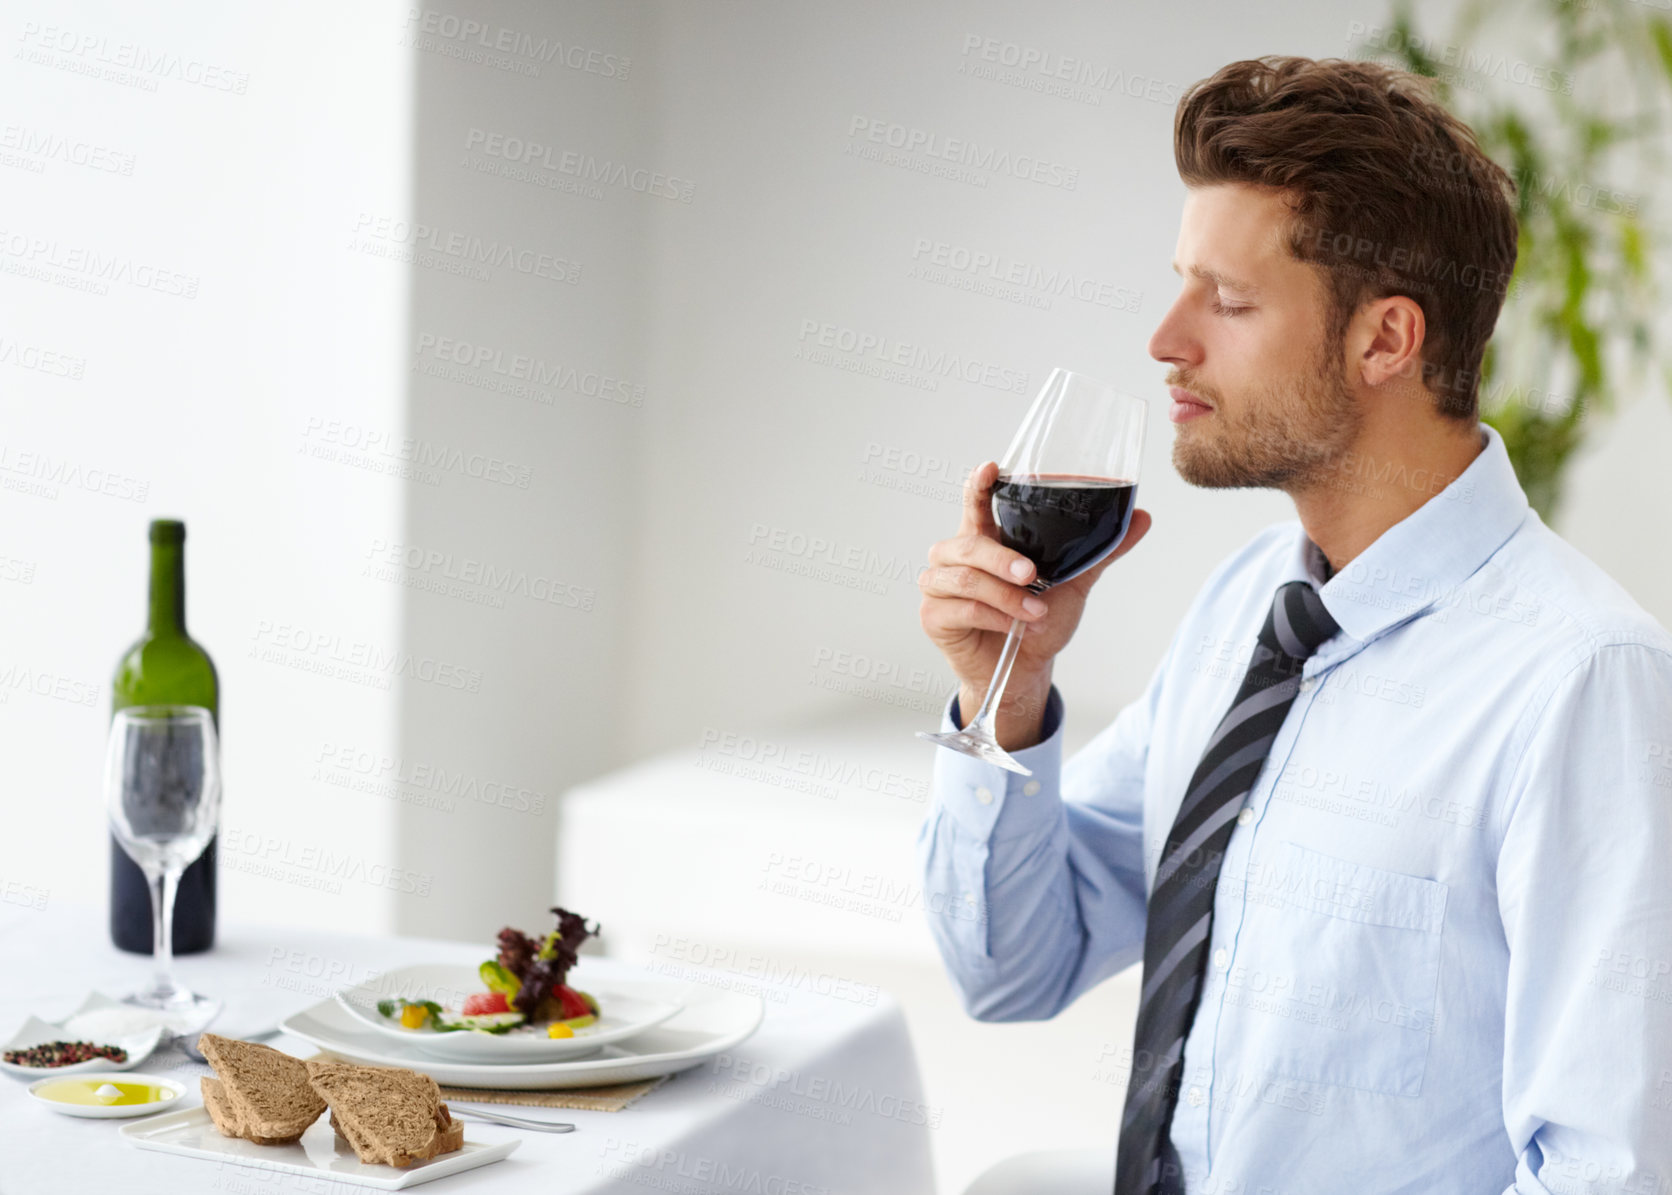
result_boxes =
[5,0,1668,947]
[619,0,1672,767]
[0,3,416,931]
[389,0,652,941]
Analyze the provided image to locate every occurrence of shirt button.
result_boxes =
[1213,948,1229,971]
[1299,677,1315,693]
[1236,807,1254,827]
[1022,780,1041,797]
[975,786,994,805]
[964,892,978,907]
[1186,1086,1205,1108]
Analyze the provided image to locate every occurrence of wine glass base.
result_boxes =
[122,989,222,1036]
[917,730,1034,776]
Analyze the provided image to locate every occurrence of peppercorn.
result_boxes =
[2,1040,128,1068]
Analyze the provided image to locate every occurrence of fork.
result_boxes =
[447,1106,577,1132]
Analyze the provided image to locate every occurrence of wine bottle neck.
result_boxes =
[147,542,186,636]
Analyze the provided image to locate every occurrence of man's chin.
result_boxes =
[1174,441,1247,489]
[1172,442,1292,491]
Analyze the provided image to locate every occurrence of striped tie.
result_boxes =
[1114,580,1340,1195]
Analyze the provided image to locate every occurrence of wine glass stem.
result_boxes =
[147,866,181,999]
[968,616,1026,741]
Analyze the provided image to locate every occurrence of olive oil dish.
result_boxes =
[28,1072,187,1118]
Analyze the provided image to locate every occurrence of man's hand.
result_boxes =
[918,461,1152,751]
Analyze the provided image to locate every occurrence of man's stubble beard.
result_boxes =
[1171,331,1361,493]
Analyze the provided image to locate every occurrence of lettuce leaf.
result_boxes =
[495,907,598,1016]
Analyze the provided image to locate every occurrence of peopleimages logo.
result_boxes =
[0,229,199,298]
[795,318,1029,395]
[0,661,99,707]
[349,213,581,285]
[846,115,1080,190]
[17,22,251,93]
[0,444,149,502]
[401,9,631,79]
[250,619,485,694]
[221,828,433,897]
[463,130,693,202]
[315,743,548,816]
[0,125,135,175]
[364,536,596,611]
[699,730,929,804]
[744,522,918,596]
[957,34,1184,108]
[0,335,86,380]
[909,237,1142,313]
[414,333,644,408]
[300,417,533,489]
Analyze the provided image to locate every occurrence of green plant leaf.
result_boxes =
[1620,217,1648,281]
[1650,17,1672,86]
[1397,0,1668,524]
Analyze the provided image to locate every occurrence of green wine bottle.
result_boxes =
[110,519,219,954]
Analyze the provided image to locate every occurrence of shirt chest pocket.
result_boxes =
[1228,841,1448,1099]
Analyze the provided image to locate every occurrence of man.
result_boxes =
[916,56,1672,1194]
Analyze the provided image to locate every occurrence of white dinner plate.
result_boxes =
[281,960,763,1089]
[334,964,684,1062]
[121,1106,518,1189]
[0,992,166,1078]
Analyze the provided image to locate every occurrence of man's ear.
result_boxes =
[1354,295,1426,388]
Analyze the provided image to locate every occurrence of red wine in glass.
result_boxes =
[917,369,1147,775]
[991,475,1138,590]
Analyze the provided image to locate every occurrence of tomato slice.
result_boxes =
[552,984,590,1020]
[462,991,510,1016]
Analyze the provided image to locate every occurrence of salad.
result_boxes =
[377,907,601,1038]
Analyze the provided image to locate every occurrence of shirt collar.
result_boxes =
[1292,422,1530,643]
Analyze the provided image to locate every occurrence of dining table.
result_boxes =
[0,901,939,1195]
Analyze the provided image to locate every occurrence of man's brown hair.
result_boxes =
[1174,55,1518,421]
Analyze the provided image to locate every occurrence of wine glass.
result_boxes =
[105,704,222,1025]
[918,368,1147,775]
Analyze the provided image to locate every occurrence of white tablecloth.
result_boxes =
[0,904,937,1195]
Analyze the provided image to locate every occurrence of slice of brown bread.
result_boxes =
[201,1076,244,1138]
[432,1102,465,1156]
[198,1033,326,1144]
[327,1104,463,1163]
[306,1060,463,1168]
[201,1075,309,1146]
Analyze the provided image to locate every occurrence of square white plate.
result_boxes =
[121,1106,518,1189]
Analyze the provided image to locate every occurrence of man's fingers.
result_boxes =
[918,564,1046,624]
[1063,508,1153,593]
[1114,508,1153,560]
[958,461,1000,537]
[921,595,1022,639]
[926,532,1036,585]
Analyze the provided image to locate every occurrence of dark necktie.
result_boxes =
[1114,580,1340,1194]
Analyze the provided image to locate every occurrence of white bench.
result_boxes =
[556,713,942,964]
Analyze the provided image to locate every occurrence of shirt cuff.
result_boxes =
[930,685,1065,842]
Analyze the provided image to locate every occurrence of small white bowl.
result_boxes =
[27,1072,189,1119]
[0,993,165,1079]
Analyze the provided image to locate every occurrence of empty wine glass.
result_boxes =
[918,369,1147,775]
[105,705,222,1025]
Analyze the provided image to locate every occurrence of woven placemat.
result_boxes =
[438,1074,669,1112]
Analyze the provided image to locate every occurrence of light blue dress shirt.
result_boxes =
[917,423,1672,1193]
